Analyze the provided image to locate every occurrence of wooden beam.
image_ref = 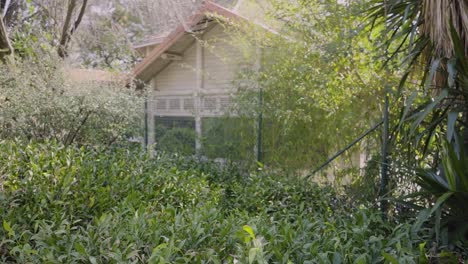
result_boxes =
[161,52,183,61]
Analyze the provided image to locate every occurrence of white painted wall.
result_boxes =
[154,43,197,93]
[147,23,245,147]
[203,25,239,92]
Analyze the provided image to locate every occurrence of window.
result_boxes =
[154,116,196,155]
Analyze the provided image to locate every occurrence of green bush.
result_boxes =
[0,59,143,146]
[201,117,255,160]
[157,127,196,156]
[0,140,454,263]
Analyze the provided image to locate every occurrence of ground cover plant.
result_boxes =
[0,140,440,263]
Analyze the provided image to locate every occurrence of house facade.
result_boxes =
[132,1,258,154]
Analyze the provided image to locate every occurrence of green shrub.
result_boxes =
[157,127,196,156]
[0,59,143,146]
[201,117,255,160]
[1,140,465,263]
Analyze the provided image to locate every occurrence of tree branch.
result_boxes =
[0,14,13,60]
[58,0,88,58]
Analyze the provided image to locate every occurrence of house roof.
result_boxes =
[132,33,169,50]
[132,0,261,83]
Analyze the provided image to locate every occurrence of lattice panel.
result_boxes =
[169,98,181,110]
[219,97,232,111]
[203,97,217,111]
[156,99,167,110]
[184,98,194,110]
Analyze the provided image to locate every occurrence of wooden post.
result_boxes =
[195,35,204,154]
[147,79,156,147]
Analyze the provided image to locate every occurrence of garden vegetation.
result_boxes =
[0,0,467,263]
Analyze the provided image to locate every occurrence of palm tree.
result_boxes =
[370,0,468,249]
[370,0,467,147]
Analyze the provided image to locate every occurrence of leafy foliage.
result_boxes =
[228,0,396,173]
[368,0,468,254]
[201,117,255,160]
[0,58,143,146]
[0,140,443,263]
[157,126,197,156]
[409,135,468,248]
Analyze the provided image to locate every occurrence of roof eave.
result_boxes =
[132,1,254,83]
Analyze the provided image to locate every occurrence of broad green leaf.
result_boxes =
[3,220,14,237]
[429,192,453,215]
[243,225,256,239]
[332,252,342,264]
[410,89,448,136]
[74,243,87,255]
[354,254,367,264]
[398,91,418,131]
[418,242,428,264]
[89,256,98,264]
[412,208,430,234]
[446,112,458,142]
[249,248,258,264]
[382,251,399,264]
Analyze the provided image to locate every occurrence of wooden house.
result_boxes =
[132,1,265,154]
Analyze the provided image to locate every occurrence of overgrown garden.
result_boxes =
[1,0,467,263]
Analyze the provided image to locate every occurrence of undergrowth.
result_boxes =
[0,140,446,263]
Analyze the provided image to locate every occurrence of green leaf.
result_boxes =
[249,248,258,264]
[398,91,418,131]
[412,208,430,233]
[332,252,342,264]
[446,112,458,142]
[74,243,87,255]
[243,225,256,239]
[429,192,453,215]
[354,254,367,264]
[89,256,98,264]
[418,242,428,264]
[382,251,399,264]
[410,90,448,136]
[3,220,15,237]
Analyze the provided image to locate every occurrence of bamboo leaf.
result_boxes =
[409,90,448,136]
[446,112,458,142]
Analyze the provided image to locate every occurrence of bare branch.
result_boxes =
[58,0,88,58]
[0,14,13,60]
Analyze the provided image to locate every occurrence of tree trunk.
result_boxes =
[2,0,11,17]
[0,15,13,60]
[58,0,88,58]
